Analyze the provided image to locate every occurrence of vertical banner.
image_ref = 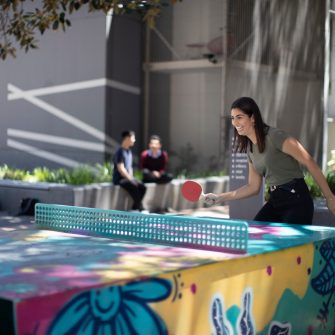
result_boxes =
[229,131,264,220]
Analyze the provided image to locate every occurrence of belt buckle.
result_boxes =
[270,185,277,192]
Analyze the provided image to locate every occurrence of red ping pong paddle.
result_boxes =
[181,180,205,202]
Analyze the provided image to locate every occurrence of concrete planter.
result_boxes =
[0,180,129,215]
[0,177,230,215]
[0,178,332,227]
[313,198,335,227]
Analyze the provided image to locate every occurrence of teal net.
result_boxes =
[35,204,248,253]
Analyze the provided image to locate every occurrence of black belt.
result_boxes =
[269,178,303,193]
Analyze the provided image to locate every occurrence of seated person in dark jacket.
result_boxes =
[140,135,173,184]
[112,130,146,211]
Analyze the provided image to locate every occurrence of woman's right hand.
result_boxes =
[204,193,221,206]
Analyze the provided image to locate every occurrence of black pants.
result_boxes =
[142,170,173,184]
[254,178,314,225]
[119,179,146,210]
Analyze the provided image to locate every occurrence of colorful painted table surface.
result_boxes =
[0,216,334,300]
[1,214,335,335]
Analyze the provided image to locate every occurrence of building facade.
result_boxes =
[0,0,330,175]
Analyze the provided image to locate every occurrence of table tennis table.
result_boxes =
[0,203,334,334]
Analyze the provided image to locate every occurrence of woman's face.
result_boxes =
[230,108,255,138]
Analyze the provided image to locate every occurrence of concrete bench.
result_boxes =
[0,177,333,227]
[0,177,230,215]
[313,199,335,227]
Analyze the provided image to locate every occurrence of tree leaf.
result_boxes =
[52,20,59,30]
[0,0,181,60]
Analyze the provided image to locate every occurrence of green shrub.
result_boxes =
[305,166,335,199]
[327,149,335,193]
[327,170,335,194]
[32,167,59,183]
[0,165,29,180]
[304,173,323,198]
[133,169,143,181]
[68,165,96,185]
[94,162,113,183]
[0,164,105,185]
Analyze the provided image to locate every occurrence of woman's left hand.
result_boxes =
[326,196,335,215]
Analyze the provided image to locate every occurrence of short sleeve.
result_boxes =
[269,128,290,150]
[247,148,253,163]
[113,149,124,165]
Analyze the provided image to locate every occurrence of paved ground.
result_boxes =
[0,212,35,227]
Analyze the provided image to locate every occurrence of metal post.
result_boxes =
[143,24,151,147]
[219,0,228,168]
[323,0,331,171]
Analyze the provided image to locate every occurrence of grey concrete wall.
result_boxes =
[147,5,173,150]
[148,0,325,173]
[0,8,108,170]
[0,0,327,178]
[0,7,144,170]
[105,14,143,162]
[225,63,324,162]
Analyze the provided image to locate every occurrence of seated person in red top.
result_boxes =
[140,135,173,184]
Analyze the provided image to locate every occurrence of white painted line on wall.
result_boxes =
[7,128,113,154]
[8,78,106,100]
[7,84,118,148]
[7,139,82,168]
[8,77,140,100]
[106,79,140,95]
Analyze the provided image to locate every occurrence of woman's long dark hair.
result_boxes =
[231,97,268,153]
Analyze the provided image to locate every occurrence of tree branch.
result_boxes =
[0,0,182,60]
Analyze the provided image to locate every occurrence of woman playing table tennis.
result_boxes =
[205,97,335,224]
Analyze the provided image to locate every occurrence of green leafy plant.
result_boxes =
[0,161,229,185]
[0,0,182,60]
[0,164,99,185]
[133,169,143,181]
[32,167,58,182]
[66,165,96,185]
[304,173,323,199]
[325,149,335,194]
[326,170,335,194]
[0,164,29,180]
[94,162,113,183]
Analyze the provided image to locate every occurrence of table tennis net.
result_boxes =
[35,204,248,253]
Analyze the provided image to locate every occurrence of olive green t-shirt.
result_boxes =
[247,127,304,186]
